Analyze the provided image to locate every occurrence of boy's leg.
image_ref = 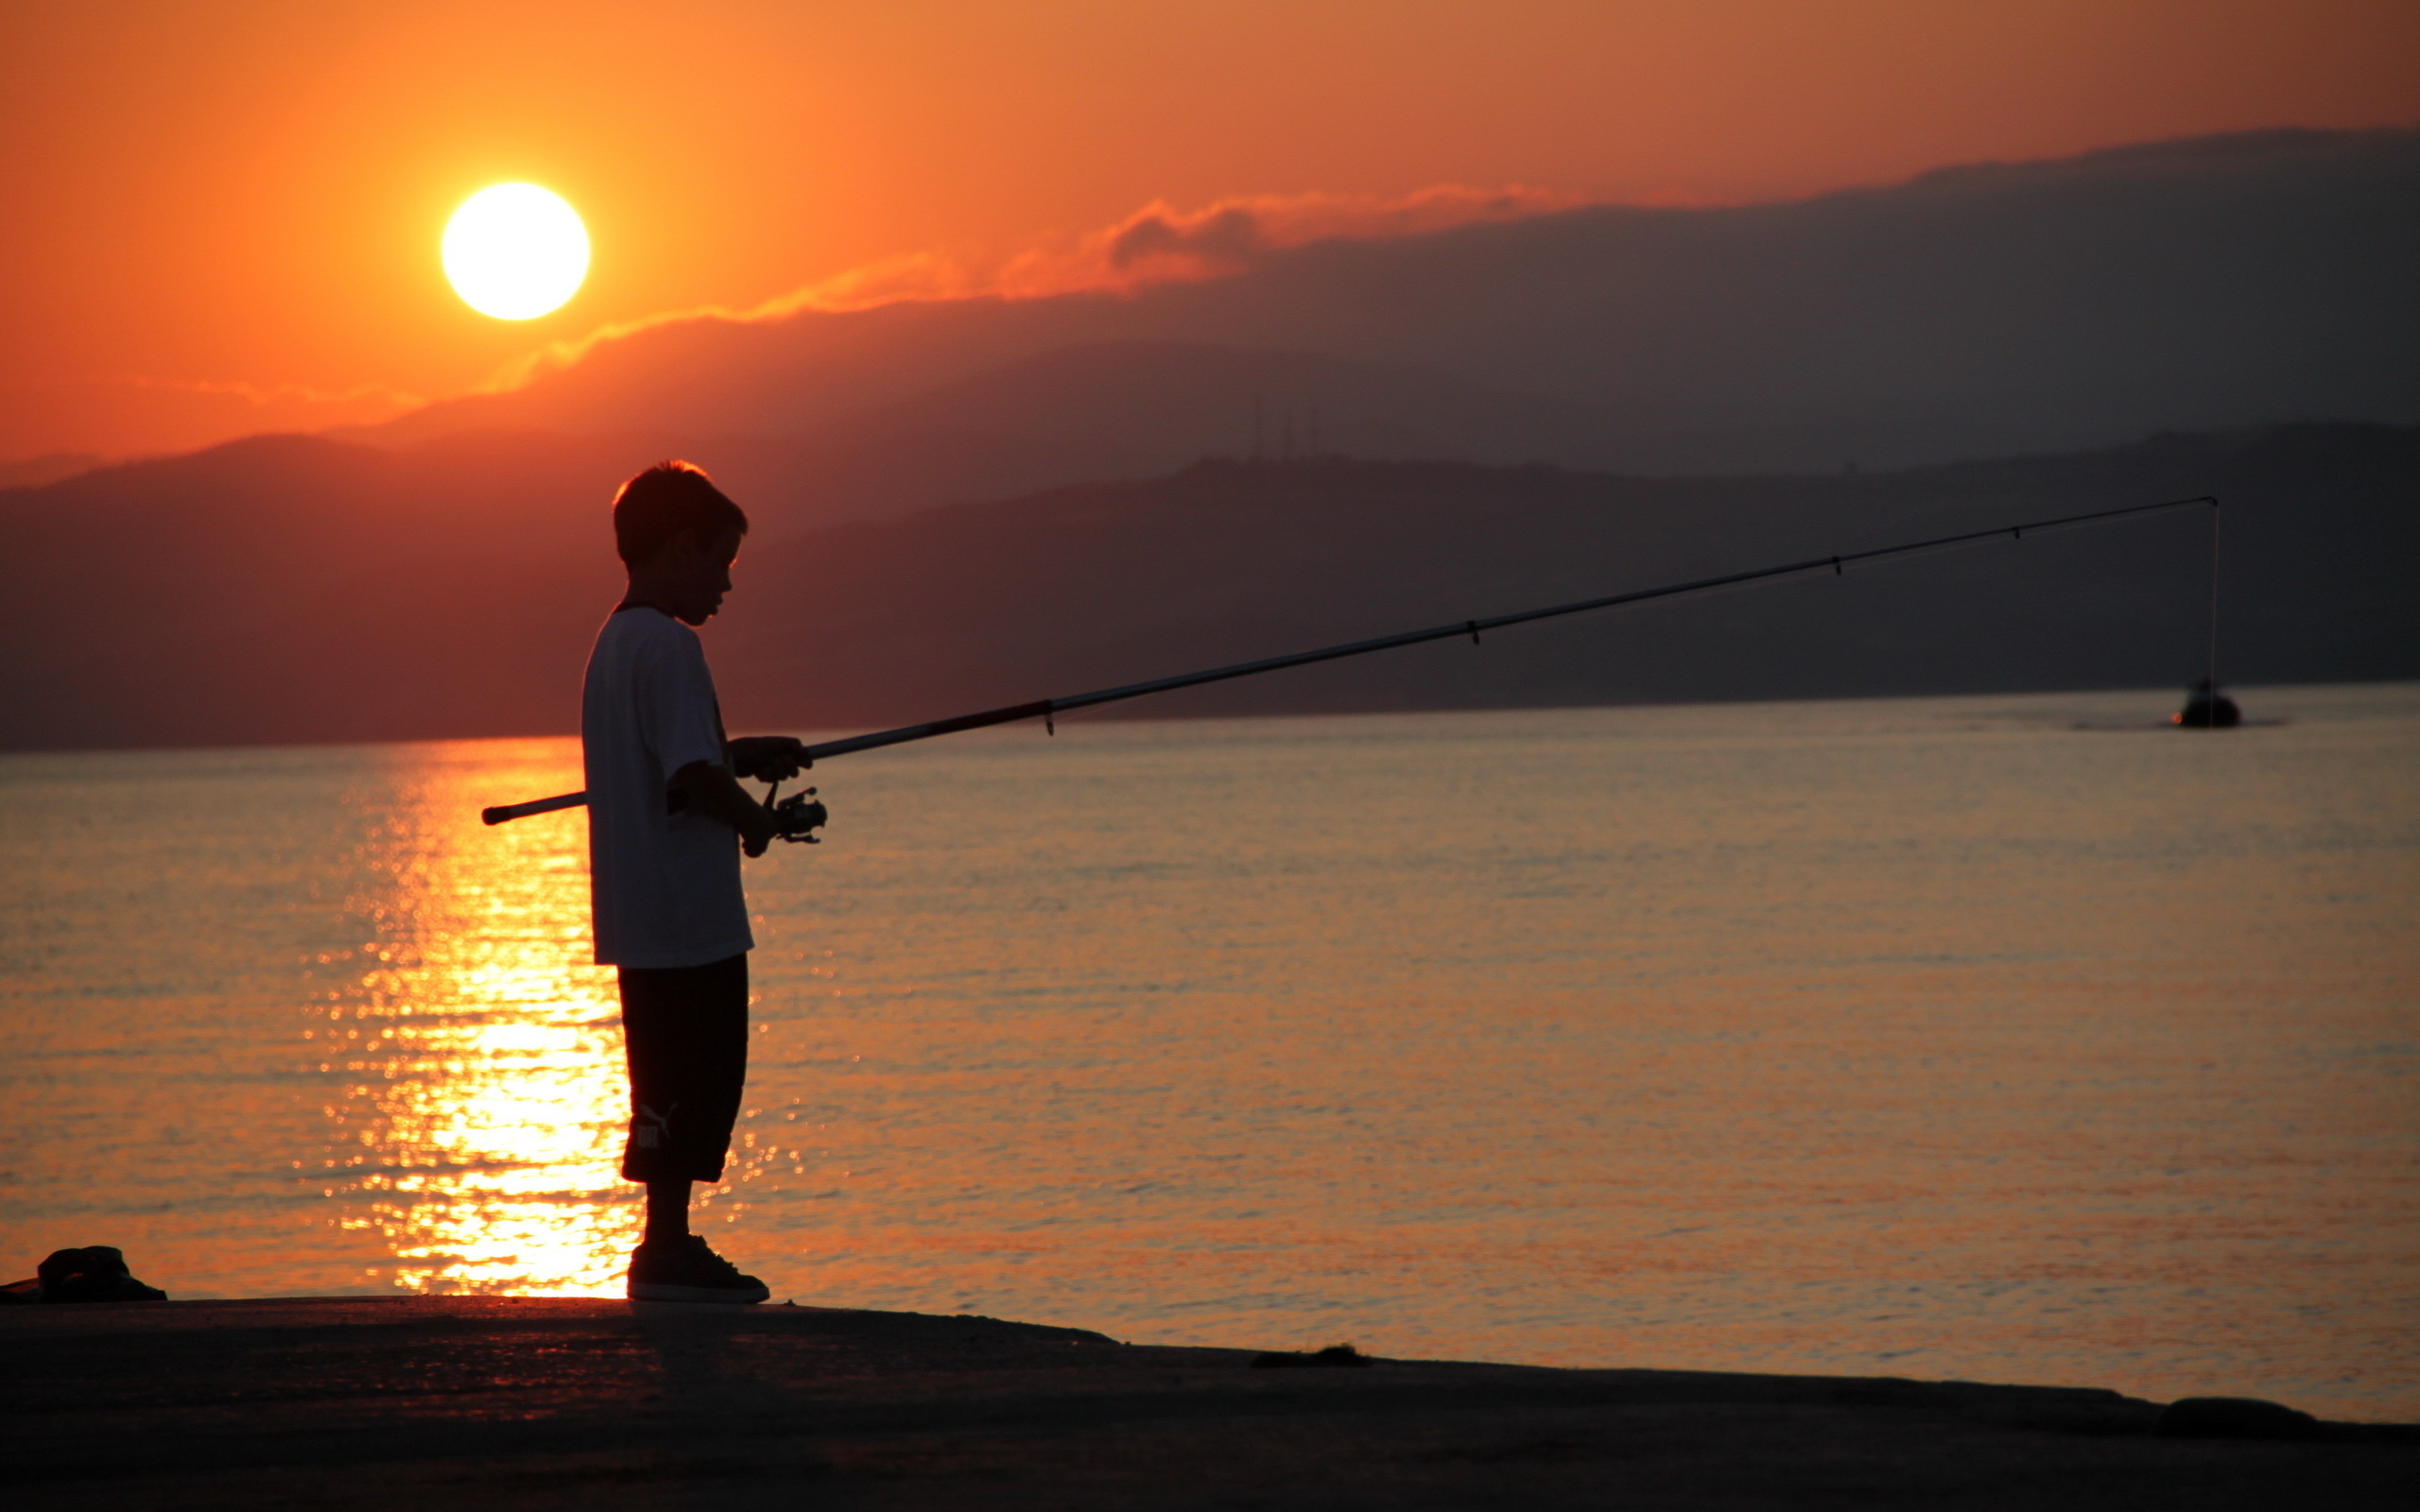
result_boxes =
[644,1179,692,1245]
[617,952,751,1186]
[617,953,764,1302]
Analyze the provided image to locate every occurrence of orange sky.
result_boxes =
[6,0,2417,462]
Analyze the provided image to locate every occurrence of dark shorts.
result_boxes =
[617,952,749,1184]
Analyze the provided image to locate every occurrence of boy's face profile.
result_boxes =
[636,525,745,626]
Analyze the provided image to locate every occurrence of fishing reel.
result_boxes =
[761,780,828,844]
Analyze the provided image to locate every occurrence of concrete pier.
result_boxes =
[6,1297,2411,1509]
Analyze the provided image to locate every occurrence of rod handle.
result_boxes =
[483,791,588,825]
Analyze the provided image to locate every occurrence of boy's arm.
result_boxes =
[671,761,780,856]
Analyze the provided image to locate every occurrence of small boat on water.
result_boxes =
[2173,678,2241,729]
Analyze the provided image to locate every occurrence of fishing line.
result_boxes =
[483,491,2221,826]
[2207,501,2224,711]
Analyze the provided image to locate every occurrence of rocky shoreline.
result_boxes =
[7,1297,2412,1509]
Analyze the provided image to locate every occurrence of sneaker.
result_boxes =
[627,1235,769,1304]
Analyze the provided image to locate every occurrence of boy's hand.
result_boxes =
[728,735,808,782]
[671,760,783,857]
[737,809,777,858]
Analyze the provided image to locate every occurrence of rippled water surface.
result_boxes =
[4,687,2415,1418]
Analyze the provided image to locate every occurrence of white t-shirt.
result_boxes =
[581,606,754,969]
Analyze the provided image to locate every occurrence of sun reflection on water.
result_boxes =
[316,741,637,1296]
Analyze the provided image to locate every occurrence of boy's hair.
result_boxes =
[613,461,749,566]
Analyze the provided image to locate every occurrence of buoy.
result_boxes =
[2174,677,2240,728]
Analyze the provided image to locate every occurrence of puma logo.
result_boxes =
[632,1103,679,1149]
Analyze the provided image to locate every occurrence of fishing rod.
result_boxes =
[482,491,2221,829]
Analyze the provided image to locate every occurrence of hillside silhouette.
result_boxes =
[3,422,2411,752]
[331,128,2420,532]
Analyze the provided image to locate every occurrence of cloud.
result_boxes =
[1105,204,1261,270]
[485,184,1585,391]
[441,128,2420,480]
[835,183,1587,301]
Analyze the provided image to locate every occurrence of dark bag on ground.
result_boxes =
[0,1246,169,1303]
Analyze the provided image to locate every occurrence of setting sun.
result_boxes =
[441,184,589,320]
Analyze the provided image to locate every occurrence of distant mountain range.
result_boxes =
[4,421,2411,753]
[0,453,104,490]
[295,127,2420,534]
[4,127,2411,753]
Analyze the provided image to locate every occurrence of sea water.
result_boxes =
[2,686,2414,1419]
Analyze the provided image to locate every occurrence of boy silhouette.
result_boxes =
[584,461,804,1302]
